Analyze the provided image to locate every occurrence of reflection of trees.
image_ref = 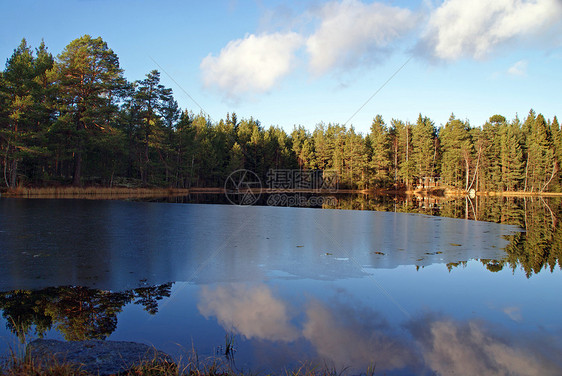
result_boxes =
[502,198,562,277]
[0,283,172,342]
[328,194,562,277]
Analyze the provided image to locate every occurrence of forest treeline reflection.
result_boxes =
[0,283,172,342]
[326,194,562,277]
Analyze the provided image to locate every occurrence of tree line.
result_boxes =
[1,35,560,192]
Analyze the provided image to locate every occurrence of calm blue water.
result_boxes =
[0,199,561,375]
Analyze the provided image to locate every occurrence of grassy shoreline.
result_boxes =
[0,186,192,199]
[2,185,562,199]
[0,351,363,376]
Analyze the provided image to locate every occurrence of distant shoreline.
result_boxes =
[2,186,562,199]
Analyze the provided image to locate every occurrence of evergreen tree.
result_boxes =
[368,115,391,187]
[525,113,557,192]
[54,35,125,185]
[500,118,525,191]
[0,39,53,187]
[411,114,437,187]
[343,126,368,189]
[439,114,473,189]
[390,119,414,188]
[130,70,175,184]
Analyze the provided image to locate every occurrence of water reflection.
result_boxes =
[4,280,560,375]
[408,314,562,376]
[198,283,562,375]
[158,193,562,277]
[198,285,299,342]
[0,199,519,292]
[0,283,172,342]
[325,195,562,277]
[1,196,562,374]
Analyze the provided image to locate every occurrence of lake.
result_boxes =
[1,196,562,375]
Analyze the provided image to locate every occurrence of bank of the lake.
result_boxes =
[4,185,562,200]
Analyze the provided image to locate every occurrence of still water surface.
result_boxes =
[0,197,561,375]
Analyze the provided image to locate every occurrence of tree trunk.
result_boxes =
[524,154,530,192]
[73,149,82,186]
[9,159,18,188]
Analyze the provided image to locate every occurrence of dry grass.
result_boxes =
[0,350,88,376]
[0,351,376,376]
[4,184,562,200]
[3,186,192,200]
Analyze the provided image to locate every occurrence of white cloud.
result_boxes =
[200,0,562,98]
[200,32,303,98]
[422,0,562,60]
[197,284,299,342]
[507,60,528,76]
[306,0,416,75]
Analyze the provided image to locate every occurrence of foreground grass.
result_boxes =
[0,350,89,376]
[0,353,374,376]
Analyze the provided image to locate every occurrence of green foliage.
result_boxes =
[411,114,437,183]
[54,35,126,185]
[0,284,172,342]
[0,38,54,187]
[439,115,472,189]
[1,37,561,192]
[368,115,391,187]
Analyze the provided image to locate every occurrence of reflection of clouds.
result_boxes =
[197,284,299,342]
[409,316,562,376]
[302,300,417,371]
[198,284,562,375]
[503,306,523,322]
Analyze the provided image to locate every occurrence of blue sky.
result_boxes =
[1,0,561,134]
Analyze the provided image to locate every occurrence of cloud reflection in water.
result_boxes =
[198,284,299,342]
[198,283,562,375]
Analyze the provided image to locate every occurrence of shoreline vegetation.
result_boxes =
[1,345,364,376]
[3,185,562,199]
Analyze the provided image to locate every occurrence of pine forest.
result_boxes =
[1,36,560,193]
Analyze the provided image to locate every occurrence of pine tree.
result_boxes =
[343,126,368,189]
[1,39,37,187]
[439,114,472,189]
[500,118,525,191]
[54,35,125,185]
[368,115,391,187]
[411,114,436,187]
[390,119,414,188]
[477,115,505,191]
[312,123,333,170]
[525,113,556,192]
[131,70,175,184]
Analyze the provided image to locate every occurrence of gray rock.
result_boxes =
[26,339,172,375]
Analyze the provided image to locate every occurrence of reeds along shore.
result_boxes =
[1,186,192,199]
[0,350,360,376]
[3,185,562,199]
